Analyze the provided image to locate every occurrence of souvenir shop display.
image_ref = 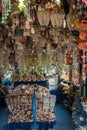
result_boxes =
[6,84,56,126]
[72,96,87,130]
[0,0,87,130]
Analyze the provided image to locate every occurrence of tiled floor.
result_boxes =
[0,103,75,130]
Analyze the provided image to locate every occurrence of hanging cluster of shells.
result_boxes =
[6,84,56,123]
[37,1,63,28]
[0,0,84,77]
[66,0,82,30]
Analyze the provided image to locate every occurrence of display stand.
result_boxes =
[6,82,56,130]
[14,80,46,87]
[14,80,64,102]
[72,96,87,129]
[75,96,85,116]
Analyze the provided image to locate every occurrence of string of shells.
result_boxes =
[13,75,46,82]
[6,84,56,123]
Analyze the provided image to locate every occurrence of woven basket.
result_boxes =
[50,11,63,28]
[37,11,50,26]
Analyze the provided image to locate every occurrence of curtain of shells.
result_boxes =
[0,0,86,82]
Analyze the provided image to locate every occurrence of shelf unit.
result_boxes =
[72,96,87,130]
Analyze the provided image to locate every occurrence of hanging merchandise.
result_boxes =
[1,0,35,25]
[78,13,87,51]
[37,1,63,27]
[66,53,73,65]
[82,0,87,7]
[55,0,61,7]
[79,11,87,31]
[37,9,50,26]
[18,0,32,22]
[66,0,82,30]
[79,32,87,41]
[50,9,63,28]
[61,30,72,45]
[79,23,87,31]
[66,12,80,30]
[78,41,87,51]
[9,49,15,65]
[78,33,87,51]
[85,63,87,74]
[30,26,35,34]
[18,0,25,11]
[1,0,12,24]
[49,28,60,44]
[20,31,26,44]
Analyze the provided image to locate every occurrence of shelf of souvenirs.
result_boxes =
[72,96,87,130]
[58,74,80,111]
